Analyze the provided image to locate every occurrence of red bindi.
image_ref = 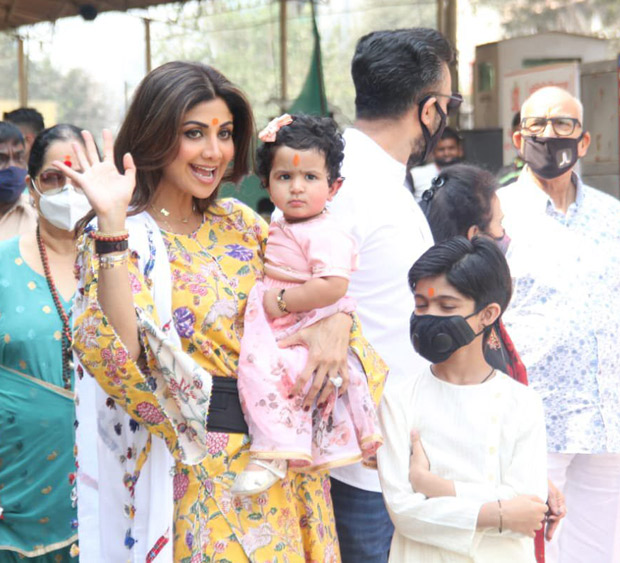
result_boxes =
[212,118,219,126]
[63,155,72,167]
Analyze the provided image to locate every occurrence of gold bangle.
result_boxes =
[92,230,129,240]
[498,499,503,534]
[276,288,289,313]
[99,250,129,270]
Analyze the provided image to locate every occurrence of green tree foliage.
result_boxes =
[474,0,620,42]
[148,0,435,209]
[150,0,436,126]
[0,33,115,132]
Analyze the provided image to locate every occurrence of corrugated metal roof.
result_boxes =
[0,1,186,31]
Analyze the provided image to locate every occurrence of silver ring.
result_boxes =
[329,375,343,389]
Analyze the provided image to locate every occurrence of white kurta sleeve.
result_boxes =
[377,381,485,556]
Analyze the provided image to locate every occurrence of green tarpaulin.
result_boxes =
[220,1,327,211]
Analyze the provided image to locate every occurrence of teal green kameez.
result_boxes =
[0,236,77,561]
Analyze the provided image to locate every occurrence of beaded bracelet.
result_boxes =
[99,250,129,269]
[95,238,129,255]
[90,230,129,242]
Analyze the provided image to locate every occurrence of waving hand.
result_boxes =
[52,129,136,231]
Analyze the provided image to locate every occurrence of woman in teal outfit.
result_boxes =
[0,124,91,560]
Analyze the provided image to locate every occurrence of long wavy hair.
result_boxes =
[79,61,254,232]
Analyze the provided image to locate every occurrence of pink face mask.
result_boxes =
[491,231,511,255]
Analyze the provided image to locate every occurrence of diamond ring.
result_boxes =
[329,375,343,389]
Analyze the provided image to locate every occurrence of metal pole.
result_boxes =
[447,0,459,127]
[17,35,27,106]
[437,0,459,124]
[144,18,152,74]
[310,0,327,115]
[279,0,287,112]
[447,0,457,46]
[436,0,445,35]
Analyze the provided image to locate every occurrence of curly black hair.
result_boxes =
[256,114,345,187]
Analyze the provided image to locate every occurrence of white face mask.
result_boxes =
[38,185,92,231]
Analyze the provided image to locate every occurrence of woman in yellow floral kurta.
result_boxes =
[66,62,387,562]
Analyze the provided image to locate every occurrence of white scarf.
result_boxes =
[73,211,213,562]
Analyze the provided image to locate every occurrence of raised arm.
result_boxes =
[54,130,140,360]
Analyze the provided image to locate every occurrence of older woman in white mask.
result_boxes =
[0,124,91,561]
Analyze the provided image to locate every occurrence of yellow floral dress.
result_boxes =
[73,199,387,563]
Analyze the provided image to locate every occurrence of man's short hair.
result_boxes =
[3,107,45,135]
[0,121,25,145]
[440,126,461,144]
[351,28,454,120]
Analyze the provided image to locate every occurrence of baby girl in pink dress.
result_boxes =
[232,114,382,495]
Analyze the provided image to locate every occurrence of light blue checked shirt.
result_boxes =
[499,168,620,454]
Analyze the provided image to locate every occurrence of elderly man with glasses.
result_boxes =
[498,86,620,563]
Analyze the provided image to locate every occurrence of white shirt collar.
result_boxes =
[514,166,587,215]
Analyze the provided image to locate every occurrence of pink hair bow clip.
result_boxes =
[258,114,293,142]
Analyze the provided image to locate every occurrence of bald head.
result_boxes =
[513,85,590,182]
[521,87,583,124]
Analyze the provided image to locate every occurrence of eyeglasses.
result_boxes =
[521,117,581,137]
[34,170,84,195]
[421,92,463,114]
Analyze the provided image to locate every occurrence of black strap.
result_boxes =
[94,238,129,254]
[207,376,248,434]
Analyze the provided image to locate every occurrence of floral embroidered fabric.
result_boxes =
[73,199,387,562]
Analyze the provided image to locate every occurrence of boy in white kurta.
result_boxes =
[377,236,548,562]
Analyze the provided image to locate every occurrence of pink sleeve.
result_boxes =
[300,220,359,280]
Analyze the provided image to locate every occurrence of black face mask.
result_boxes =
[409,311,484,364]
[416,101,448,166]
[522,135,583,180]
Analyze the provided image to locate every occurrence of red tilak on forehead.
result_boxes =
[63,155,72,167]
[292,153,301,167]
[428,287,435,297]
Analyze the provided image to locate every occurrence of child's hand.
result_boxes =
[408,430,455,497]
[545,478,567,541]
[263,288,287,319]
[409,429,430,490]
[501,495,548,537]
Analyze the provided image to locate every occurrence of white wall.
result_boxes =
[496,33,608,131]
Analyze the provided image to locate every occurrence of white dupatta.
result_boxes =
[73,211,213,562]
